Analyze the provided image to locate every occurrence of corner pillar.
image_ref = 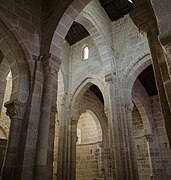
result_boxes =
[69,119,77,180]
[105,73,125,180]
[56,95,70,180]
[124,102,139,180]
[1,100,25,180]
[34,53,60,180]
[130,2,171,149]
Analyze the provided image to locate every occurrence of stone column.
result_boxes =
[34,54,60,180]
[56,94,70,180]
[129,1,171,149]
[97,142,105,178]
[144,134,157,178]
[69,119,77,180]
[146,30,171,147]
[105,73,125,180]
[47,65,58,180]
[1,100,25,180]
[124,102,139,180]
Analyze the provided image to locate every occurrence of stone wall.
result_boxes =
[150,96,171,178]
[77,112,102,144]
[76,143,101,180]
[132,105,151,180]
[76,111,102,180]
[70,36,104,92]
[0,0,41,56]
[112,15,150,77]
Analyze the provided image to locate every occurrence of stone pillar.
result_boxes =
[129,0,171,149]
[124,102,139,180]
[69,119,77,180]
[34,54,60,180]
[47,65,58,179]
[146,30,171,147]
[144,134,157,178]
[47,105,57,179]
[97,142,105,178]
[1,100,25,180]
[56,95,70,180]
[105,73,125,180]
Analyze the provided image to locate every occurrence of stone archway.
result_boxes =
[0,16,32,180]
[69,83,112,180]
[129,63,171,179]
[76,110,103,180]
[57,77,113,179]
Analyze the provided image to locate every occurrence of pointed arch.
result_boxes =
[132,80,153,134]
[0,15,32,103]
[70,77,106,109]
[47,0,92,57]
[119,53,151,104]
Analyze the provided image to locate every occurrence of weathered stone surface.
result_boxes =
[0,0,171,180]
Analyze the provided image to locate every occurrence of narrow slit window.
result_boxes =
[83,46,89,60]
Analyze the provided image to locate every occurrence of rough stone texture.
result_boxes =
[132,105,152,180]
[0,0,171,180]
[150,96,171,178]
[0,0,41,56]
[76,112,102,180]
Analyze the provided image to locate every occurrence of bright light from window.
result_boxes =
[83,46,89,60]
[128,0,133,3]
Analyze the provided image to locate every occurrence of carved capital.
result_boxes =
[42,53,61,76]
[129,2,157,35]
[4,100,26,120]
[159,33,171,56]
[165,43,171,55]
[105,73,115,83]
[125,102,134,113]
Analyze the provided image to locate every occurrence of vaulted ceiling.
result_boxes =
[65,0,133,45]
[99,0,133,21]
[65,22,90,46]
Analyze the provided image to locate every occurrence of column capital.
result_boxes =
[159,33,171,55]
[41,53,61,76]
[105,73,115,83]
[4,100,26,119]
[129,1,157,35]
[125,102,134,113]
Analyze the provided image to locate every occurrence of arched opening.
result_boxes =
[76,110,103,180]
[131,64,171,179]
[68,83,112,180]
[132,103,151,179]
[82,45,89,60]
[0,70,12,172]
[0,19,31,178]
